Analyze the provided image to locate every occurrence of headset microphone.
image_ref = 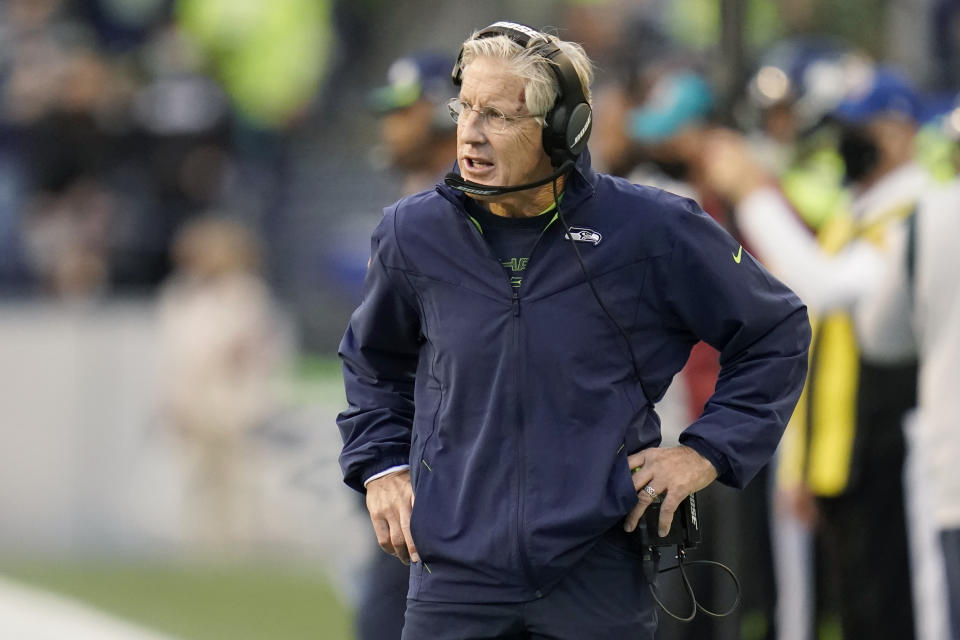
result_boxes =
[443,159,573,196]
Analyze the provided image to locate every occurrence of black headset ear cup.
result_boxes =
[565,102,592,156]
[542,103,569,166]
[542,98,592,165]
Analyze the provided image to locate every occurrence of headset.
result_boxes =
[444,21,593,196]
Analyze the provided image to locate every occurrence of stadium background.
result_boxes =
[0,0,955,638]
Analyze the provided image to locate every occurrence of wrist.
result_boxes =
[363,464,410,487]
[730,169,774,205]
[679,444,720,481]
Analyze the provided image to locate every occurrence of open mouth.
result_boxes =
[463,157,495,175]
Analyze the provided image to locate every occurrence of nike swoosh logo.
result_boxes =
[732,245,743,264]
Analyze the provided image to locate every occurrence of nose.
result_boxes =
[458,109,487,145]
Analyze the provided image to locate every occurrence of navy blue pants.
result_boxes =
[401,530,658,640]
[355,540,410,640]
[942,529,960,640]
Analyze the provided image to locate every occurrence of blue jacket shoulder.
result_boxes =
[388,188,452,227]
[373,188,454,268]
[591,173,709,253]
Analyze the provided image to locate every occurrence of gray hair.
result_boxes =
[458,30,594,125]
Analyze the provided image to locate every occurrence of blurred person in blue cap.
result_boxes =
[744,37,856,152]
[831,67,927,186]
[352,50,457,640]
[369,52,458,198]
[740,37,867,233]
[851,71,960,640]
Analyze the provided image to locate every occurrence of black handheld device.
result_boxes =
[634,493,702,550]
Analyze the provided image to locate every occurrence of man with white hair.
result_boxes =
[338,22,810,638]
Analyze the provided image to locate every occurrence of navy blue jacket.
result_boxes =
[338,155,810,604]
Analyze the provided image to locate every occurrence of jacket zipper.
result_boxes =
[511,211,563,598]
[511,290,543,597]
[449,199,576,598]
[457,205,546,596]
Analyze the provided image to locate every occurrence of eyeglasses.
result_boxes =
[447,98,541,133]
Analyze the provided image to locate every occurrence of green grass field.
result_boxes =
[0,559,353,640]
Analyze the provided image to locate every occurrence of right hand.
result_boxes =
[365,469,419,565]
[702,128,771,204]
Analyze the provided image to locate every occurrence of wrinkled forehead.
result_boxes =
[458,57,527,109]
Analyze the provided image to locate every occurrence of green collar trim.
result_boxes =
[466,193,564,234]
[467,215,483,233]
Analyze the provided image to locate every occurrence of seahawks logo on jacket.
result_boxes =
[564,227,602,246]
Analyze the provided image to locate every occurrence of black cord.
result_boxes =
[551,179,654,406]
[648,545,742,622]
[647,548,698,622]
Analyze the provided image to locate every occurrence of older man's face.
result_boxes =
[456,57,553,190]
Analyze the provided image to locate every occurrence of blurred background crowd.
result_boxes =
[1,0,959,639]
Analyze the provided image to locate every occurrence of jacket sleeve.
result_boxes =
[662,197,811,489]
[337,209,422,493]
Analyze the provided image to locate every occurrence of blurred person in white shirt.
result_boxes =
[858,176,960,640]
[158,216,282,550]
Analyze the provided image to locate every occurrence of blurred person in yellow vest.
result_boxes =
[704,65,931,640]
[158,216,283,551]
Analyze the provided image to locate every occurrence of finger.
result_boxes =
[625,482,660,532]
[390,520,410,565]
[399,505,419,564]
[624,500,648,533]
[657,492,683,538]
[372,518,394,555]
[626,451,646,471]
[625,478,662,532]
[631,467,655,493]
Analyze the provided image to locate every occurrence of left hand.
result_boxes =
[623,445,718,536]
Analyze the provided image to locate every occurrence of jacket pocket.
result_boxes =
[411,382,442,492]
